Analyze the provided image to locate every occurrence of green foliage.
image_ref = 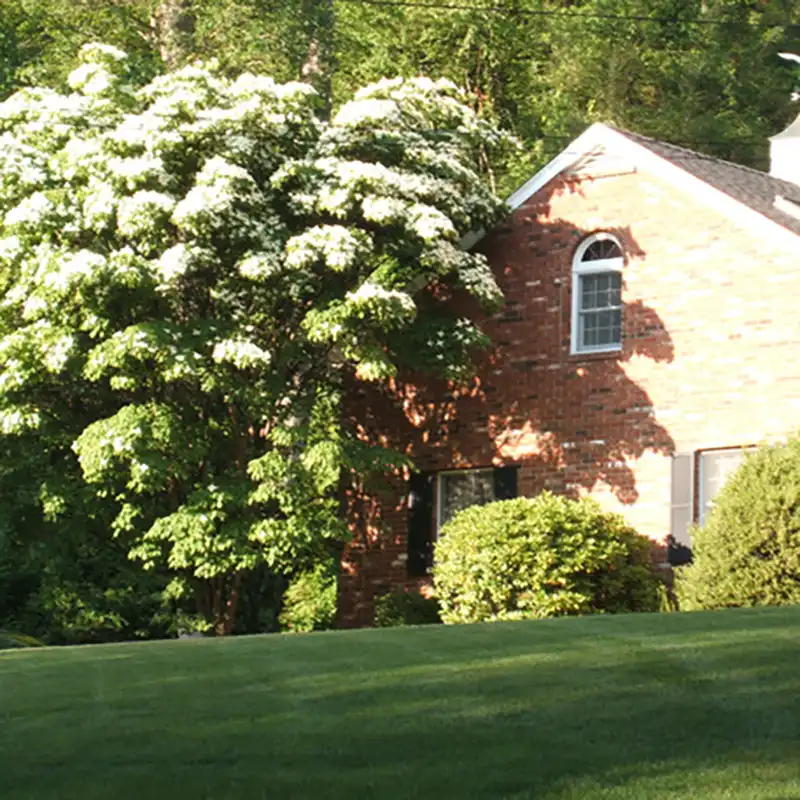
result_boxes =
[373,589,441,627]
[0,629,45,649]
[279,559,338,633]
[434,494,664,624]
[0,1,160,99]
[334,0,799,186]
[4,1,797,188]
[676,438,800,611]
[0,46,508,636]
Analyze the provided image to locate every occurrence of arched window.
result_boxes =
[571,233,624,354]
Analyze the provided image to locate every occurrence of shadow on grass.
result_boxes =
[2,610,800,799]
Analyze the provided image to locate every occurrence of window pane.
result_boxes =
[439,471,495,528]
[581,275,600,309]
[700,450,747,523]
[580,308,621,349]
[580,272,621,311]
[581,314,598,347]
[582,239,623,261]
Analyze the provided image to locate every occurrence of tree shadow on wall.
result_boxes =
[349,215,675,513]
[340,183,678,619]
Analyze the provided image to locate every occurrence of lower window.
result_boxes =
[669,445,755,565]
[407,465,518,576]
[437,469,496,531]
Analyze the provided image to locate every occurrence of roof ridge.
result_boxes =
[605,124,784,184]
[601,122,800,238]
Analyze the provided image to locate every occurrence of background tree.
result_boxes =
[5,2,798,179]
[0,44,511,635]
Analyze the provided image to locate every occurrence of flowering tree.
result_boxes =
[0,44,511,634]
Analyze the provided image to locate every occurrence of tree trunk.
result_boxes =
[210,572,243,636]
[301,0,335,118]
[152,0,196,70]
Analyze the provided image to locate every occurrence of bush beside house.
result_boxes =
[374,589,441,627]
[433,493,664,624]
[676,437,800,610]
[279,560,338,633]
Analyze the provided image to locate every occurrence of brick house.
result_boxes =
[339,117,800,627]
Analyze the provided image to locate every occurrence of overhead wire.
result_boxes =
[335,0,799,30]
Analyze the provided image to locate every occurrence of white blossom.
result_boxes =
[333,99,397,128]
[0,236,22,263]
[83,180,117,232]
[0,407,41,435]
[285,225,370,272]
[117,190,176,239]
[45,250,107,291]
[212,338,272,369]
[107,155,169,191]
[361,195,407,224]
[347,283,416,316]
[0,135,48,193]
[155,243,205,285]
[68,63,114,96]
[457,254,503,307]
[238,250,282,280]
[5,192,54,227]
[407,203,456,241]
[43,334,74,372]
[78,43,128,64]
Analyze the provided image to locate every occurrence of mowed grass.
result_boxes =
[3,608,800,799]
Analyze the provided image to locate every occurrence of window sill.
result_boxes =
[568,346,623,362]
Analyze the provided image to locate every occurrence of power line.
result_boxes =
[4,117,773,150]
[336,0,800,30]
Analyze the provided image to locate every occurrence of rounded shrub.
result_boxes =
[374,589,441,627]
[279,559,338,633]
[433,493,664,624]
[676,438,800,610]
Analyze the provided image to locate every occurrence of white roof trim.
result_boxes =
[505,124,610,211]
[464,123,800,252]
[457,124,607,250]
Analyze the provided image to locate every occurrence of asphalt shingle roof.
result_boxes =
[611,127,800,238]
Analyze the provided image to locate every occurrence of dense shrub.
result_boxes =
[374,589,441,627]
[0,524,180,645]
[676,438,800,610]
[279,560,338,633]
[433,493,664,624]
[0,630,44,650]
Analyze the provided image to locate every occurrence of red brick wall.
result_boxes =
[338,164,800,627]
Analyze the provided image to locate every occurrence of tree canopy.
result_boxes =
[0,43,511,634]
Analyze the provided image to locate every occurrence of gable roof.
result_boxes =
[483,123,800,252]
[612,127,800,238]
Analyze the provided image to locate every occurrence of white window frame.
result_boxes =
[436,468,495,535]
[697,446,756,526]
[571,232,624,355]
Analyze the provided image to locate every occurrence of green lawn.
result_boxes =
[3,608,800,799]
